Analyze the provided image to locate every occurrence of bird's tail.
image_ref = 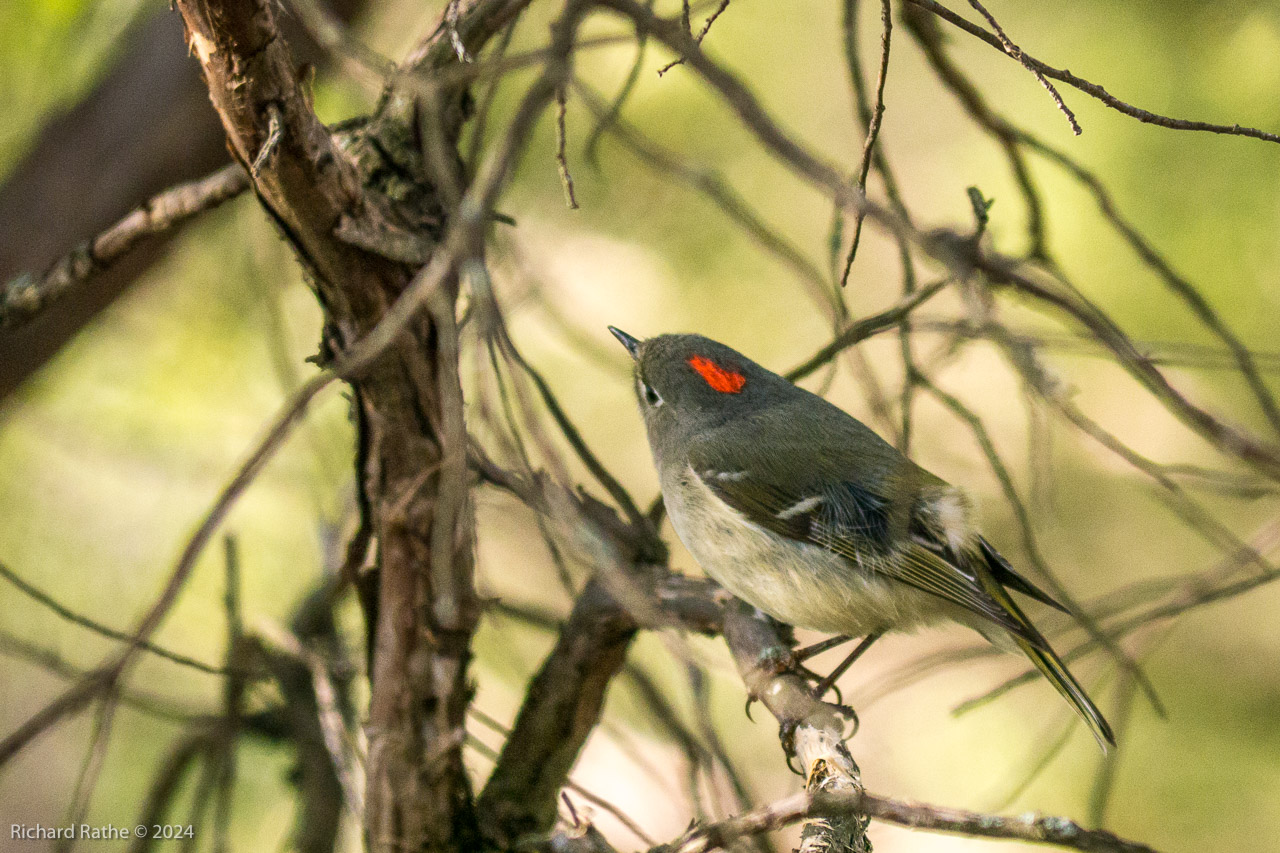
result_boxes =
[970,546,1116,751]
[1012,633,1116,751]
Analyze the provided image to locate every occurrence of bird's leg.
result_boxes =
[780,634,857,708]
[792,634,854,663]
[812,631,882,700]
[788,635,853,705]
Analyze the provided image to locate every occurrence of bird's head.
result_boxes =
[608,327,788,451]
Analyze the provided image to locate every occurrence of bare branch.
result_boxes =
[963,0,1080,135]
[576,80,838,316]
[556,85,581,209]
[56,697,119,853]
[0,630,199,723]
[0,94,480,774]
[212,538,245,853]
[838,0,894,287]
[1014,130,1280,434]
[903,5,1048,259]
[128,732,217,853]
[659,787,1161,853]
[657,0,732,76]
[478,576,637,844]
[0,165,247,330]
[905,0,1280,145]
[468,722,656,847]
[786,278,950,381]
[0,561,225,675]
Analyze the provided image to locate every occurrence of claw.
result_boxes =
[830,701,861,737]
[744,695,757,722]
[791,664,845,704]
[778,719,801,773]
[812,677,840,702]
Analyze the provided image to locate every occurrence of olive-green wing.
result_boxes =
[689,459,1045,648]
[977,536,1069,613]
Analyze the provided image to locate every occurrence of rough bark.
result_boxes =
[477,579,639,846]
[170,0,471,848]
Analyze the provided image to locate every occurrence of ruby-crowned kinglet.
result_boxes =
[610,327,1114,750]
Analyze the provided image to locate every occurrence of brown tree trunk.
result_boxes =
[168,0,528,848]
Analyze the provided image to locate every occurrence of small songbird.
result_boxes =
[609,327,1114,749]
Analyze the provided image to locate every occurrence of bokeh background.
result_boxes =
[2,1,1279,851]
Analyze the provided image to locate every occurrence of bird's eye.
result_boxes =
[640,379,663,407]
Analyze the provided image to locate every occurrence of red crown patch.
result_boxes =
[688,355,746,394]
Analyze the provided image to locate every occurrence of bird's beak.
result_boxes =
[608,326,642,361]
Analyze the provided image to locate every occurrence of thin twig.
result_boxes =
[467,732,657,846]
[498,323,653,537]
[556,84,581,208]
[213,537,244,853]
[55,697,119,853]
[0,562,225,674]
[583,4,653,166]
[838,0,894,287]
[576,80,837,316]
[990,325,1272,568]
[786,278,950,381]
[129,732,215,853]
[1015,129,1280,434]
[964,0,1080,134]
[1088,671,1135,826]
[0,630,199,722]
[465,8,523,167]
[904,6,1048,259]
[657,0,731,75]
[905,0,1280,144]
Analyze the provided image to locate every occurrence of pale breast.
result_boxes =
[663,465,952,637]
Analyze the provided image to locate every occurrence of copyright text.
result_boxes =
[12,824,194,841]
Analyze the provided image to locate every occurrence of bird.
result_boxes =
[608,326,1115,750]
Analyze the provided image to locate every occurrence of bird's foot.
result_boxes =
[775,702,861,776]
[744,665,842,722]
[809,668,845,703]
[778,719,803,774]
[829,700,860,738]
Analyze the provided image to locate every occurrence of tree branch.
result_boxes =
[0,164,247,330]
[477,578,640,846]
[657,786,1161,853]
[904,0,1280,144]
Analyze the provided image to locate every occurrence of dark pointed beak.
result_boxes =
[608,326,642,361]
